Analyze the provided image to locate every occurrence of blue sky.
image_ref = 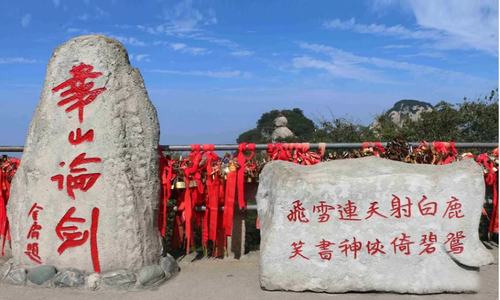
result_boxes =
[0,0,498,148]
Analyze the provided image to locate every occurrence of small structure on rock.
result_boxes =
[271,114,294,142]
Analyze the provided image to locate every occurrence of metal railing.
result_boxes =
[0,142,497,153]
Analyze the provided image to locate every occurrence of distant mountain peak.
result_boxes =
[386,99,434,123]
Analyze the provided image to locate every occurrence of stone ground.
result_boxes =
[0,243,497,300]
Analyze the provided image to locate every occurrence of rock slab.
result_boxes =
[7,34,161,274]
[101,270,136,289]
[53,268,84,287]
[4,268,27,286]
[28,265,57,285]
[138,265,165,286]
[257,157,494,294]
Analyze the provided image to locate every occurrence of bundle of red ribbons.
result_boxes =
[0,157,20,256]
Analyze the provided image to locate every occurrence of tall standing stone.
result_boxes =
[257,157,494,294]
[7,35,162,274]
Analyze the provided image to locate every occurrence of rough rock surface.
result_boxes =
[7,34,161,274]
[101,270,136,289]
[0,259,12,281]
[85,273,101,290]
[28,265,57,285]
[271,127,294,142]
[160,255,179,277]
[53,268,85,287]
[4,268,27,286]
[138,265,165,286]
[257,157,494,294]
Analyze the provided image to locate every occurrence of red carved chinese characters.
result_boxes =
[69,128,94,145]
[442,197,465,219]
[51,153,102,200]
[315,239,335,260]
[25,243,41,264]
[417,195,437,216]
[313,201,335,223]
[25,203,43,264]
[287,200,309,223]
[391,233,414,255]
[289,240,309,260]
[366,239,386,255]
[365,202,387,219]
[52,63,106,123]
[419,232,437,255]
[339,237,362,259]
[337,200,361,221]
[390,195,412,218]
[445,231,466,254]
[56,207,101,273]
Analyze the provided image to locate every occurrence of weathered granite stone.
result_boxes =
[4,268,27,286]
[0,259,12,281]
[85,273,101,290]
[7,34,162,274]
[160,255,179,279]
[53,268,84,287]
[28,265,57,285]
[257,157,494,294]
[138,265,165,286]
[101,270,136,289]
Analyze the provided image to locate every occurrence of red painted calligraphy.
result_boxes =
[313,201,335,223]
[366,239,386,255]
[315,239,335,260]
[445,231,466,254]
[442,197,465,219]
[289,240,309,260]
[287,200,309,223]
[390,195,412,218]
[55,207,88,253]
[417,195,437,216]
[28,202,43,220]
[69,128,94,145]
[55,207,101,273]
[52,63,107,123]
[337,200,361,221]
[51,153,101,200]
[26,203,43,264]
[339,237,362,259]
[27,223,42,239]
[419,232,437,255]
[365,202,387,219]
[391,233,414,255]
[25,243,42,264]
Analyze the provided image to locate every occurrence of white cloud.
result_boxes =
[110,35,148,46]
[161,0,217,34]
[67,28,81,33]
[368,0,499,55]
[78,13,89,21]
[154,42,209,55]
[323,18,443,40]
[0,57,37,64]
[129,54,151,62]
[382,44,412,49]
[95,7,110,19]
[135,54,150,62]
[399,52,445,59]
[295,42,496,86]
[231,50,254,56]
[52,0,60,8]
[21,14,31,27]
[147,69,251,79]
